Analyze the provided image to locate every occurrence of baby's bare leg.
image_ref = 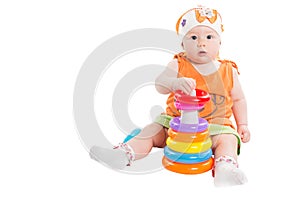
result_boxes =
[211,134,238,161]
[127,123,167,160]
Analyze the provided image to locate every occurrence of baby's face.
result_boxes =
[182,26,221,64]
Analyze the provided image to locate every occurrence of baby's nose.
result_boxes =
[197,39,206,47]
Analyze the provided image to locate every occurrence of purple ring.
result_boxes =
[169,117,208,132]
[175,101,204,111]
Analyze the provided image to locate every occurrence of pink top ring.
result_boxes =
[174,89,210,105]
[175,101,204,111]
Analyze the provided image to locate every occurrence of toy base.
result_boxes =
[162,156,214,174]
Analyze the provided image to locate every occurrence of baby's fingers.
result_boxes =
[180,82,192,95]
[186,78,196,90]
[183,78,196,94]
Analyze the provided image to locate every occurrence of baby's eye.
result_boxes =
[191,35,197,40]
[206,35,213,39]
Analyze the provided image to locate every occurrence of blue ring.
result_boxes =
[164,146,212,164]
[169,117,208,132]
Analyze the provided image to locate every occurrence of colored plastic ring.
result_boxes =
[169,117,208,132]
[168,128,209,143]
[164,147,212,164]
[175,101,204,111]
[123,128,141,143]
[174,89,210,105]
[162,156,214,174]
[166,137,212,153]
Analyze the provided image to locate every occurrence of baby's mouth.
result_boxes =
[198,50,207,56]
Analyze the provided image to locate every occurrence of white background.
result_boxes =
[1,0,300,199]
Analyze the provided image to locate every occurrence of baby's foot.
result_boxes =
[214,161,248,187]
[89,146,128,170]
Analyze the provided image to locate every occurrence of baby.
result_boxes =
[90,5,251,187]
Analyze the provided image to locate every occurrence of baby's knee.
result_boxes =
[211,134,237,148]
[134,123,165,142]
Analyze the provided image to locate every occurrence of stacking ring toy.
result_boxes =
[168,128,209,143]
[175,101,204,110]
[162,156,214,174]
[164,147,212,164]
[166,137,212,153]
[174,89,210,105]
[170,117,208,133]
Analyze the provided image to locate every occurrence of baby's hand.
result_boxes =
[171,77,196,95]
[237,125,251,143]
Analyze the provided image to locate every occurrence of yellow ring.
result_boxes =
[166,137,212,153]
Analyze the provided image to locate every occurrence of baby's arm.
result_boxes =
[231,69,251,143]
[155,59,195,95]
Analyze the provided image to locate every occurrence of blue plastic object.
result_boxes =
[123,128,142,143]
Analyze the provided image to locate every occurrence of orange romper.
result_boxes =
[166,53,238,127]
[155,53,241,154]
